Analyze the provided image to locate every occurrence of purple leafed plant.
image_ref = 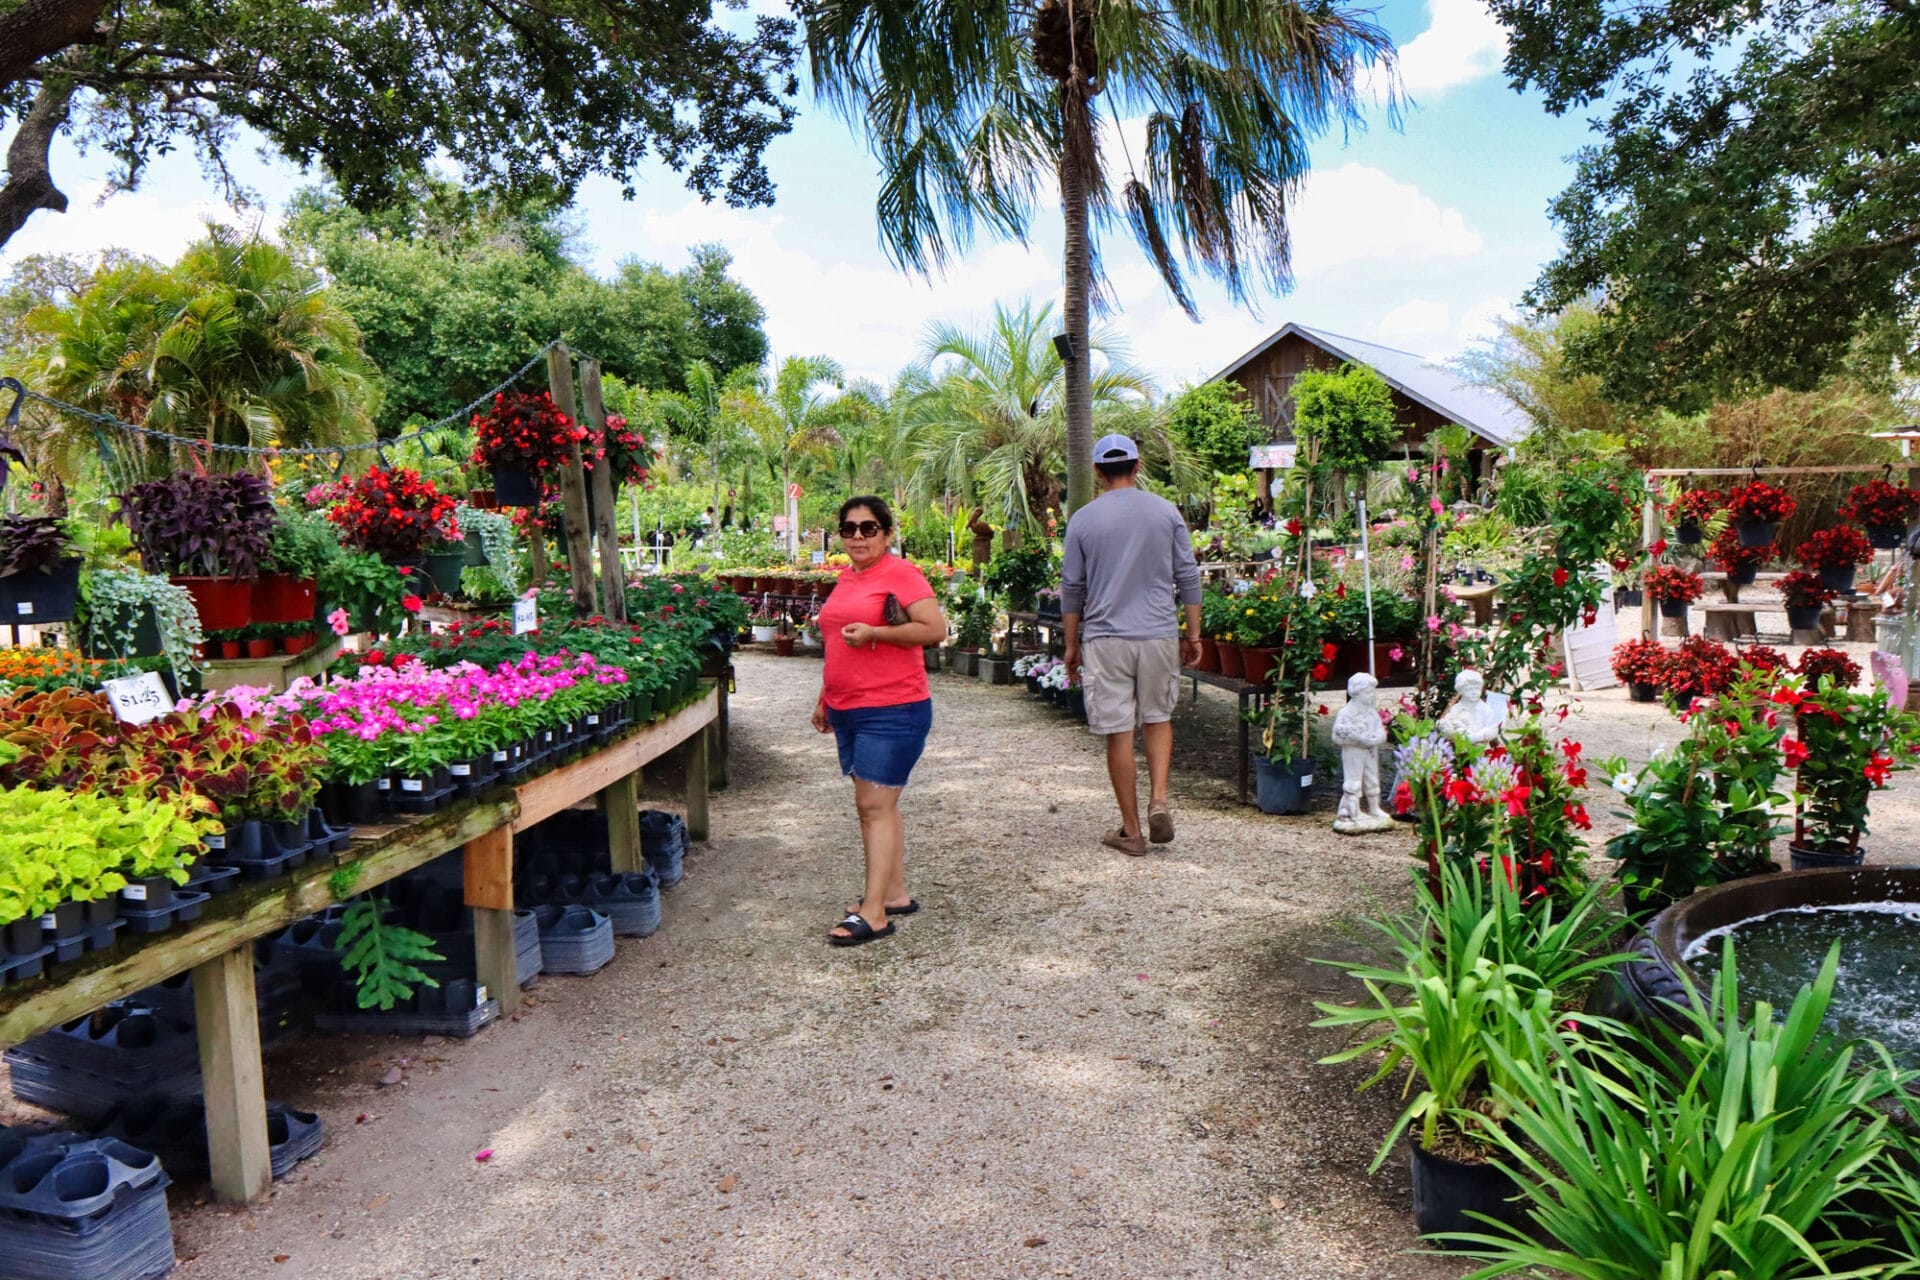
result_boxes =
[120,471,278,578]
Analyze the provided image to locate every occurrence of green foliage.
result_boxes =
[1451,944,1920,1278]
[981,540,1056,608]
[283,187,769,430]
[317,551,408,635]
[264,510,344,580]
[1290,364,1400,476]
[78,568,203,673]
[1492,0,1919,408]
[1166,382,1265,479]
[951,586,997,650]
[4,2,799,252]
[0,787,213,923]
[334,898,443,1012]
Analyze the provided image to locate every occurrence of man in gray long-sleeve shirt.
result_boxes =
[1062,433,1203,856]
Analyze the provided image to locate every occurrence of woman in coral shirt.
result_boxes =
[811,496,946,946]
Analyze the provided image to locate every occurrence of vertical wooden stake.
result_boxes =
[579,360,628,622]
[713,675,731,790]
[547,344,598,617]
[686,721,711,843]
[1640,483,1660,641]
[602,770,643,874]
[192,949,271,1204]
[474,908,522,1018]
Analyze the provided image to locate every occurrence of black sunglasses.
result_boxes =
[838,520,884,538]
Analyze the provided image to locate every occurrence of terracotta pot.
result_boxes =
[1216,640,1246,679]
[1196,638,1221,673]
[1240,645,1279,685]
[774,633,797,656]
[245,638,276,659]
[170,575,252,631]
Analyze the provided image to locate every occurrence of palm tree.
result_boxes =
[907,298,1154,528]
[724,354,866,557]
[653,358,763,514]
[806,0,1395,514]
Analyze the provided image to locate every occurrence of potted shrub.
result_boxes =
[1776,569,1835,631]
[0,516,81,623]
[1609,637,1666,702]
[1666,487,1722,544]
[257,510,339,624]
[1723,480,1796,547]
[1643,564,1703,619]
[1705,527,1768,585]
[983,541,1054,613]
[120,471,276,631]
[1660,634,1739,702]
[242,625,277,660]
[953,591,996,674]
[1791,525,1873,595]
[1838,478,1920,549]
[470,390,588,507]
[1196,589,1232,672]
[1782,678,1920,868]
[1796,645,1861,688]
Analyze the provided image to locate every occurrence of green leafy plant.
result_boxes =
[264,509,343,579]
[1448,943,1920,1278]
[318,550,410,634]
[335,897,443,1011]
[0,786,214,923]
[952,588,997,650]
[1291,363,1400,476]
[458,505,522,595]
[981,540,1056,609]
[79,568,203,673]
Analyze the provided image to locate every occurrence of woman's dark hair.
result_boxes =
[837,495,894,533]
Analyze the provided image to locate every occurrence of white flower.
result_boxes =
[1610,771,1638,794]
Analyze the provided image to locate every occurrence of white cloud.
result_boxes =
[1377,298,1453,341]
[0,181,272,270]
[1287,164,1483,274]
[1369,294,1513,356]
[1395,0,1511,96]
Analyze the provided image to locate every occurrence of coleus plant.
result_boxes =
[0,787,215,922]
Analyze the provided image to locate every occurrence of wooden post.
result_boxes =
[686,720,711,842]
[602,771,643,874]
[547,344,598,617]
[1639,484,1659,642]
[473,907,522,1018]
[713,675,730,790]
[579,360,628,622]
[192,948,272,1204]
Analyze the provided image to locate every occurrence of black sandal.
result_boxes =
[843,897,920,918]
[828,913,896,947]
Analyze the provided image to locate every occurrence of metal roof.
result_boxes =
[1209,322,1534,449]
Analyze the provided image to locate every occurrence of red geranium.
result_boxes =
[1610,637,1667,685]
[471,390,590,472]
[1777,569,1836,610]
[1706,528,1769,574]
[1838,479,1920,529]
[1644,564,1704,604]
[326,467,460,559]
[1725,480,1797,525]
[1797,647,1862,688]
[1663,635,1740,700]
[1793,526,1874,572]
[1667,488,1724,526]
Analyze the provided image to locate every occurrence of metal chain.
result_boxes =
[10,340,574,460]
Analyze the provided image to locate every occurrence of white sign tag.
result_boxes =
[121,884,148,901]
[101,672,172,725]
[512,597,538,635]
[400,777,424,793]
[1249,443,1296,469]
[811,551,825,566]
[15,601,32,616]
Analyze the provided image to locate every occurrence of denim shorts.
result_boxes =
[827,698,933,788]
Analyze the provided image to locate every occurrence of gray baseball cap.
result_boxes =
[1092,433,1139,462]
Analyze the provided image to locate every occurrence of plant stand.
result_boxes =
[201,637,343,695]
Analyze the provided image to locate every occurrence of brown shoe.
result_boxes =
[1147,805,1174,844]
[1102,828,1149,857]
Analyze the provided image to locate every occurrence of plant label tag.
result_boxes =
[101,672,172,725]
[401,778,424,792]
[513,597,538,635]
[121,884,148,901]
[1300,774,1313,787]
[38,914,55,928]
[474,985,489,1006]
[450,763,471,777]
[585,714,599,726]
[811,551,825,565]
[205,833,225,850]
[376,778,391,791]
[491,750,509,763]
[15,601,32,615]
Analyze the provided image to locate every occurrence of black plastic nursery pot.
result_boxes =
[1729,564,1758,586]
[1818,565,1858,594]
[3,917,42,955]
[1254,756,1316,816]
[1410,1142,1528,1244]
[1676,520,1703,545]
[1786,605,1823,630]
[1868,524,1906,550]
[1788,840,1866,871]
[491,467,541,507]
[39,901,84,940]
[1657,598,1690,619]
[1735,520,1777,548]
[1615,588,1643,608]
[0,557,81,624]
[1628,681,1661,703]
[119,877,174,913]
[449,756,499,795]
[421,551,467,596]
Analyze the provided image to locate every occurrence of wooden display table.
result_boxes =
[0,684,721,1206]
[200,637,343,694]
[1180,668,1272,804]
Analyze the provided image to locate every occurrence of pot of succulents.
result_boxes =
[1723,479,1796,548]
[1792,525,1874,595]
[1784,677,1920,868]
[0,516,82,623]
[1705,527,1768,585]
[120,471,277,631]
[1666,487,1723,545]
[1643,564,1703,619]
[1776,569,1835,631]
[1839,477,1920,549]
[1609,637,1667,702]
[470,389,588,506]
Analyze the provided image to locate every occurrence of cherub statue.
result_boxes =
[1332,672,1392,834]
[1438,669,1504,745]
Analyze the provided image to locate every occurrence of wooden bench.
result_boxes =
[1696,600,1832,645]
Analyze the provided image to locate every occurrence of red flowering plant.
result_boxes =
[325,467,460,559]
[1783,675,1920,854]
[1724,480,1797,525]
[1792,526,1874,572]
[1666,487,1724,527]
[1609,637,1667,687]
[1735,644,1789,678]
[1661,635,1739,701]
[470,390,589,473]
[1705,527,1769,575]
[1600,668,1792,914]
[586,414,653,487]
[1797,646,1861,687]
[1776,569,1836,610]
[1838,479,1920,529]
[1643,564,1703,604]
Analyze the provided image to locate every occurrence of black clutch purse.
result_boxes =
[883,593,911,626]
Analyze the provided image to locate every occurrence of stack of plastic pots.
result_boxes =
[530,905,615,975]
[639,810,688,889]
[5,1005,201,1122]
[0,1127,176,1280]
[95,1096,323,1181]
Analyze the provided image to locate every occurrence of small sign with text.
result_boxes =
[102,671,172,725]
[513,597,538,636]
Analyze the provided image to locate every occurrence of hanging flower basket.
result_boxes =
[1725,481,1796,547]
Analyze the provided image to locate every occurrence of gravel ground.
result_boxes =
[19,641,1920,1279]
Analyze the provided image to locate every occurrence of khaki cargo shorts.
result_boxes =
[1081,636,1182,736]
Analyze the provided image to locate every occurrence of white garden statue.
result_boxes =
[1332,672,1392,834]
[1438,669,1504,745]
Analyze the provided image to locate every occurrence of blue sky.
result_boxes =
[0,0,1596,392]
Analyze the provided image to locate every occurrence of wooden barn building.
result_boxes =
[1209,322,1533,483]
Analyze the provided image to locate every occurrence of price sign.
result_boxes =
[512,596,538,636]
[1250,443,1296,469]
[810,551,825,566]
[101,671,172,725]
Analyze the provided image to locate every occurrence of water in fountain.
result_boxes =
[1684,902,1920,1064]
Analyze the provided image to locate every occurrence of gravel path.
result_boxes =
[82,650,1920,1277]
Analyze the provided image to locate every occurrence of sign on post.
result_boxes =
[513,596,538,636]
[1249,443,1296,469]
[101,672,172,725]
